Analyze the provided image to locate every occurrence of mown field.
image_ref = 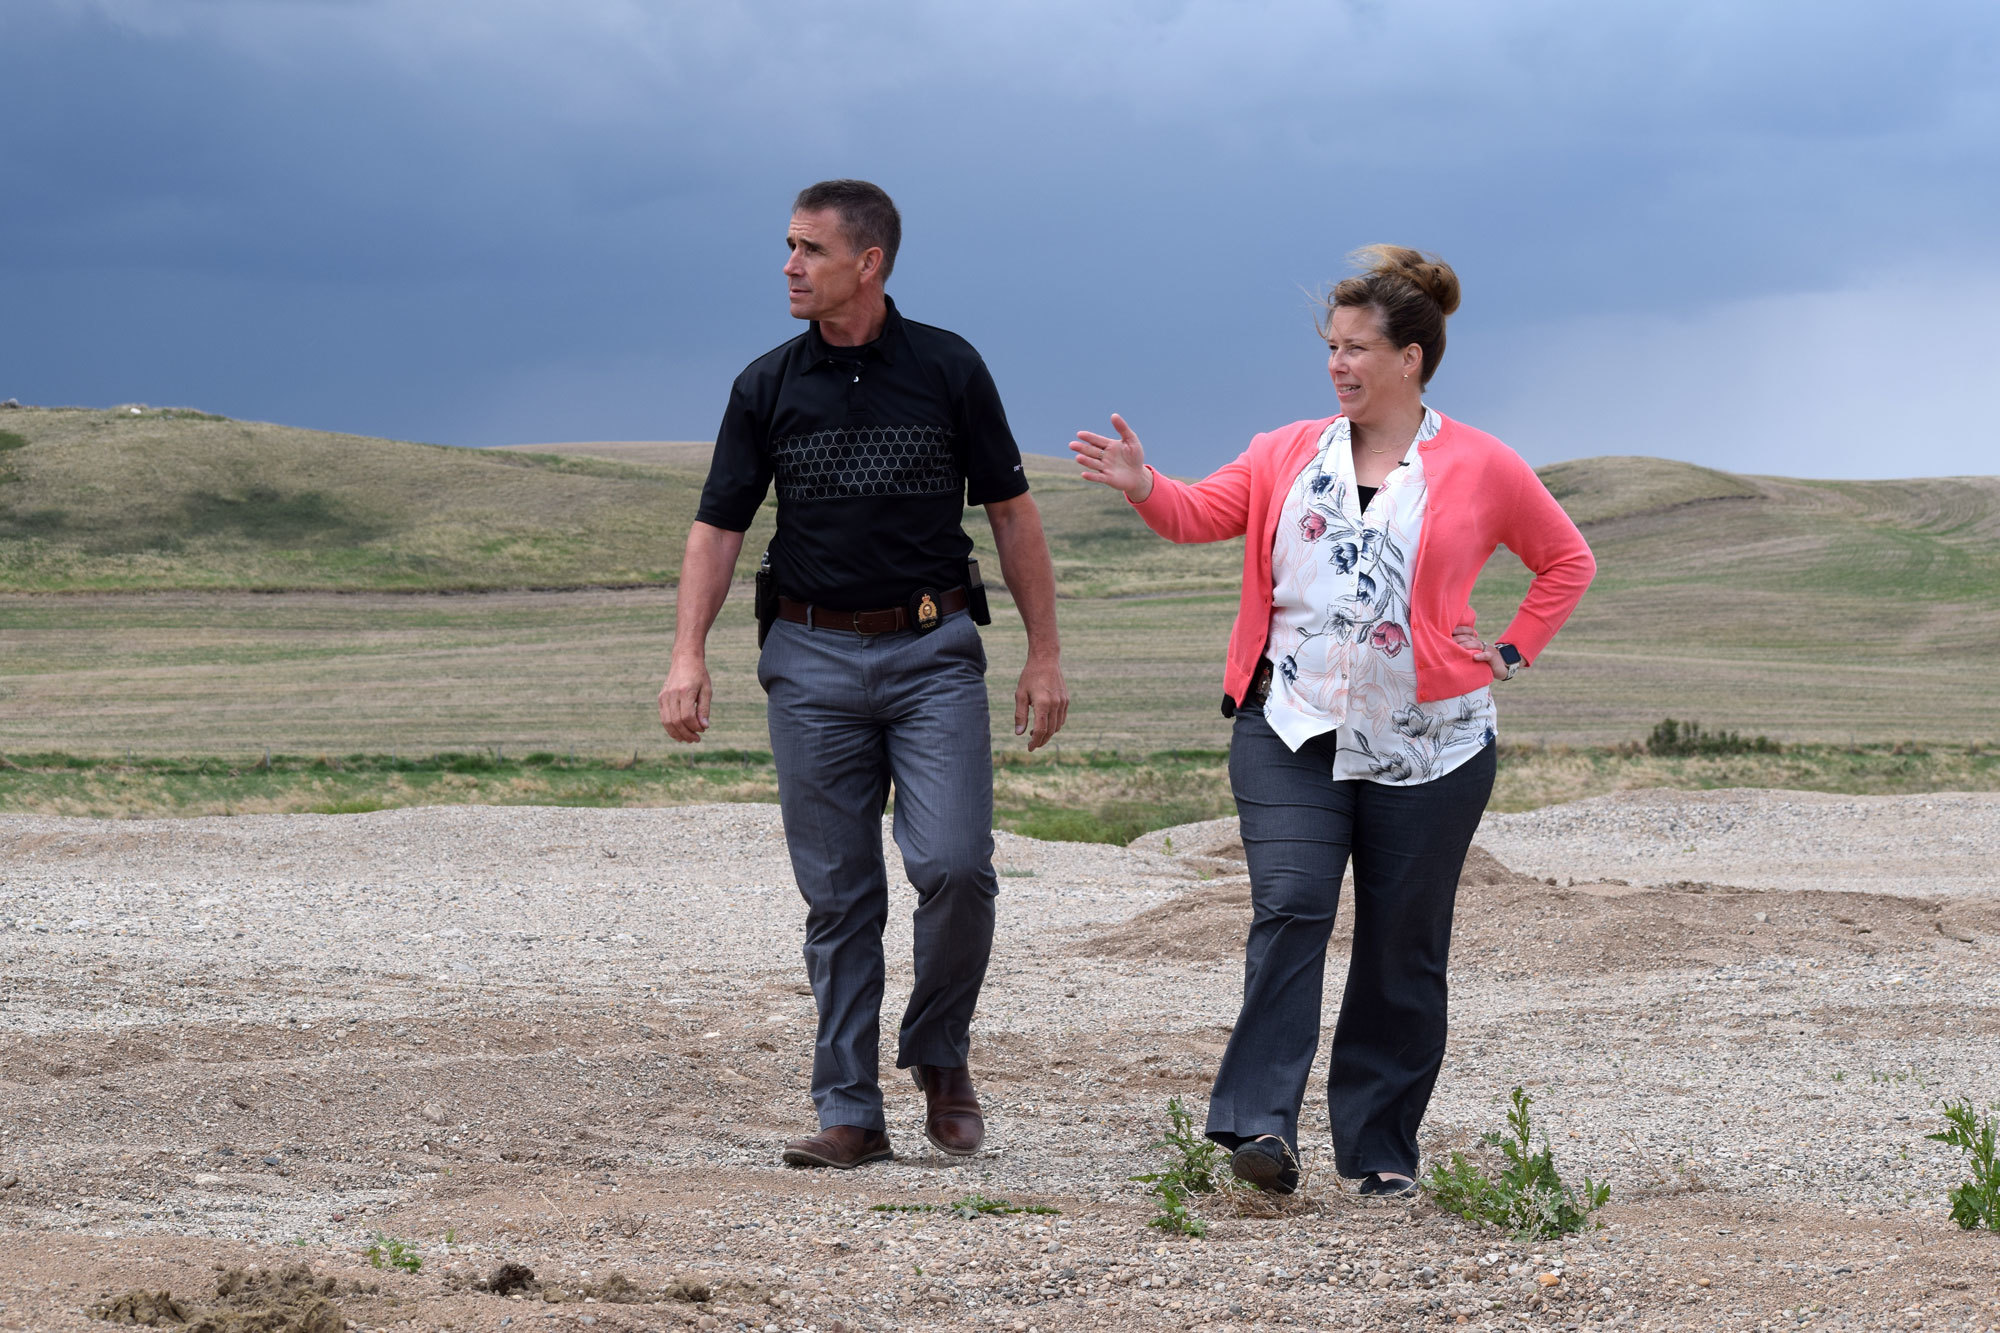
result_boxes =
[3,405,1998,774]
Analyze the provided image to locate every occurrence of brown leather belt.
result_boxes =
[777,586,969,635]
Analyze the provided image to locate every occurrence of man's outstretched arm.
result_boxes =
[984,493,1068,751]
[659,520,748,743]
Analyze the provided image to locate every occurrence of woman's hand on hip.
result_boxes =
[1070,414,1153,502]
[1453,622,1516,682]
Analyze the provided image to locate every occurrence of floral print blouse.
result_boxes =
[1261,407,1497,784]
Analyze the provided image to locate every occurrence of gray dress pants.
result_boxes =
[1206,705,1496,1178]
[758,611,999,1132]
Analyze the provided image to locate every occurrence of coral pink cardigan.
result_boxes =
[1130,413,1596,706]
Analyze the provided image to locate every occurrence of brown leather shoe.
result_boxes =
[911,1064,985,1156]
[780,1125,893,1170]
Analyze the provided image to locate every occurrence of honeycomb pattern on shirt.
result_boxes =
[772,426,961,501]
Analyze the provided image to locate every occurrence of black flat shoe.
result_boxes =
[1228,1136,1299,1195]
[1357,1172,1419,1197]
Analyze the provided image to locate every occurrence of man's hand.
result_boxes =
[1014,654,1069,751]
[985,493,1069,751]
[659,656,713,743]
[658,521,746,744]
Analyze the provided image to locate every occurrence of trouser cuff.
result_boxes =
[814,1098,886,1133]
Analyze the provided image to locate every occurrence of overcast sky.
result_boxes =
[4,0,1995,478]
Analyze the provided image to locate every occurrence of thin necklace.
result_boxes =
[1358,409,1423,455]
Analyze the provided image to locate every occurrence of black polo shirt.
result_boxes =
[694,297,1029,611]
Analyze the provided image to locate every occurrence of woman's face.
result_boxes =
[1325,305,1422,423]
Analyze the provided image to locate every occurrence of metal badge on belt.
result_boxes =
[910,588,941,632]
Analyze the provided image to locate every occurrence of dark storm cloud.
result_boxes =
[2,0,1995,475]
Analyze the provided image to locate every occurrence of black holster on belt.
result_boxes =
[966,557,992,625]
[755,546,778,647]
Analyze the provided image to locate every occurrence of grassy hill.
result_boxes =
[4,403,1996,617]
[0,408,764,592]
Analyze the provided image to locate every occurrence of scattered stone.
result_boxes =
[0,1173,17,1190]
[421,1102,449,1125]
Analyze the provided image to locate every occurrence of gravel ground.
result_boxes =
[1475,789,2000,899]
[2,792,1998,1332]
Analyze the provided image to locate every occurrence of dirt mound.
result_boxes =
[1076,842,1534,960]
[1079,877,1254,960]
[93,1264,345,1332]
[92,1291,191,1327]
[1076,838,2000,976]
[1456,874,2000,976]
[1459,843,1537,888]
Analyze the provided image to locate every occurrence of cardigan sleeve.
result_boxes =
[1494,452,1596,663]
[1127,451,1255,543]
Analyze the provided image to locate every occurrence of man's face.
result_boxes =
[783,209,875,321]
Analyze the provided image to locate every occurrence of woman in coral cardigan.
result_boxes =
[1071,246,1594,1196]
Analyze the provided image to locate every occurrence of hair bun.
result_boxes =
[1350,244,1461,317]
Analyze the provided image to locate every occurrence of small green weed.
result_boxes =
[363,1232,422,1272]
[309,797,389,815]
[1130,1096,1225,1238]
[1927,1100,2000,1231]
[870,1194,1058,1218]
[1646,718,1780,757]
[1426,1088,1610,1239]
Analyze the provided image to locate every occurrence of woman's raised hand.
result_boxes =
[1069,413,1154,502]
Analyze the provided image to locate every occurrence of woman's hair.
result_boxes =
[1321,245,1461,388]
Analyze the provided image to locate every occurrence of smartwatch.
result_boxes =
[1495,642,1524,681]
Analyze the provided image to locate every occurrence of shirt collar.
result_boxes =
[1329,405,1440,470]
[806,294,904,367]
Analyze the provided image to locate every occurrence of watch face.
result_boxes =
[1497,643,1523,667]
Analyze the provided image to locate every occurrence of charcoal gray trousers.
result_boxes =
[1205,705,1496,1178]
[758,611,999,1132]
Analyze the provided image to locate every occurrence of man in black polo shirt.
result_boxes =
[659,180,1067,1170]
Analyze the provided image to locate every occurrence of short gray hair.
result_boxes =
[793,179,902,281]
